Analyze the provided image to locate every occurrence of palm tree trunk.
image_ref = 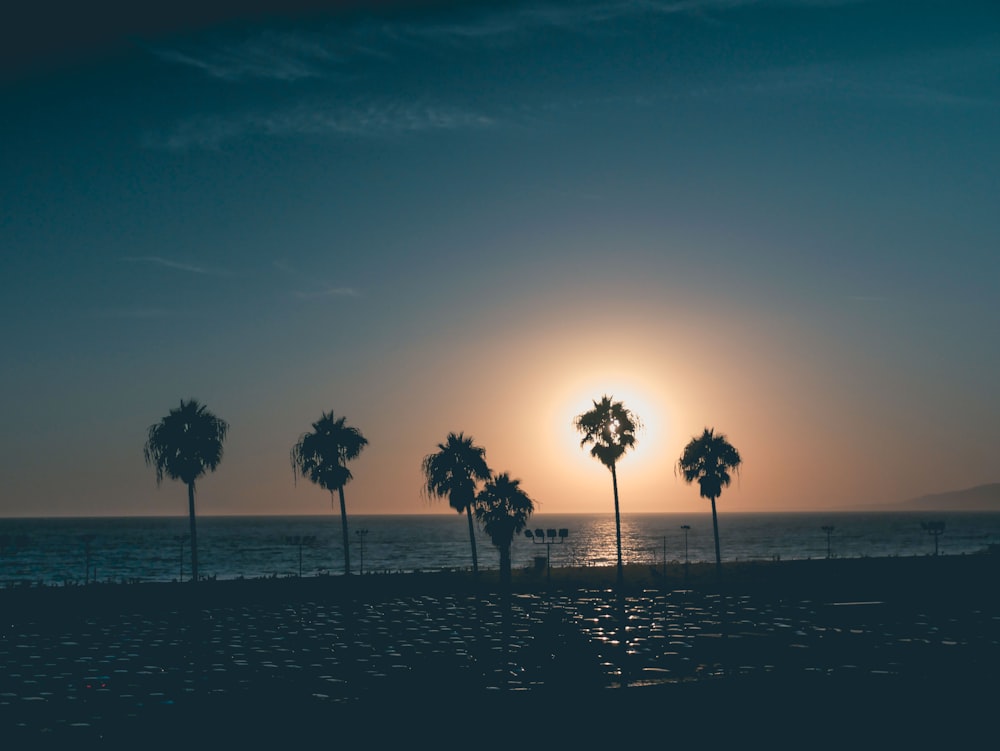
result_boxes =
[187,482,198,583]
[465,505,479,577]
[710,496,722,571]
[500,544,512,592]
[336,488,351,576]
[611,463,623,589]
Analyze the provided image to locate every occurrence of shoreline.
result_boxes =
[3,551,998,618]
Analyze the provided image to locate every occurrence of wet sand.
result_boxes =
[2,554,998,748]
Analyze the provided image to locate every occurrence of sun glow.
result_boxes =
[553,375,671,481]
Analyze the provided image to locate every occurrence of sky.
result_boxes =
[2,0,998,518]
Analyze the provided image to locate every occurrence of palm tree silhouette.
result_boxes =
[290,411,368,575]
[421,432,491,577]
[144,399,229,583]
[474,473,535,592]
[574,395,640,589]
[677,427,742,571]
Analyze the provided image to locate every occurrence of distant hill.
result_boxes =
[905,483,1000,511]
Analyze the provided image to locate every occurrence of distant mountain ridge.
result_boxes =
[905,483,1000,510]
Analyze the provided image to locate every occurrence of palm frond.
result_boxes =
[573,394,640,470]
[474,473,535,548]
[677,427,742,500]
[290,410,368,493]
[420,431,490,513]
[144,399,229,486]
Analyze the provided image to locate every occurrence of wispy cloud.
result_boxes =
[147,0,788,83]
[142,0,888,151]
[151,30,348,82]
[145,100,495,150]
[122,256,231,275]
[147,0,880,84]
[274,259,362,301]
[385,0,701,47]
[705,41,1000,109]
[387,0,873,46]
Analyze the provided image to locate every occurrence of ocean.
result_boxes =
[1,511,998,586]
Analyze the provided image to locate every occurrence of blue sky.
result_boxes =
[2,0,998,517]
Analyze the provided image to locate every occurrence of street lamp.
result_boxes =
[173,535,188,581]
[525,528,569,586]
[680,525,691,565]
[821,526,835,559]
[286,535,317,577]
[355,529,369,575]
[921,521,945,556]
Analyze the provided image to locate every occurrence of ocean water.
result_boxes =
[1,511,998,586]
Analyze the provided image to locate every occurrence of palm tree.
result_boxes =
[474,473,535,591]
[144,399,229,583]
[574,395,640,589]
[421,432,491,577]
[290,411,368,575]
[677,428,742,571]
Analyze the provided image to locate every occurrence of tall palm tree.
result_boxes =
[574,395,640,589]
[421,432,491,577]
[144,399,229,583]
[290,411,368,575]
[474,473,535,592]
[677,427,742,571]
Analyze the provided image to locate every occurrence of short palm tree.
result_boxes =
[144,399,229,583]
[574,395,640,589]
[421,432,491,577]
[474,473,535,591]
[290,411,368,575]
[677,428,742,571]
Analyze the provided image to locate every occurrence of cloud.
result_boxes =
[141,0,889,151]
[705,41,1000,109]
[148,0,817,83]
[145,99,495,150]
[388,0,874,46]
[151,30,342,82]
[274,260,362,300]
[122,256,230,275]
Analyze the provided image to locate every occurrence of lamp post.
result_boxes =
[173,535,187,581]
[525,528,568,586]
[286,535,317,577]
[821,526,835,559]
[680,525,691,565]
[921,521,945,556]
[355,529,369,575]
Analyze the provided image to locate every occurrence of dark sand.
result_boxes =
[2,554,998,749]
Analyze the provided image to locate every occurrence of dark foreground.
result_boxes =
[2,554,998,749]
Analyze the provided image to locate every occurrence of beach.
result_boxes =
[3,554,998,748]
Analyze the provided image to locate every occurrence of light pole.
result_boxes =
[821,526,835,559]
[173,535,187,581]
[921,521,945,556]
[286,535,317,577]
[680,525,691,565]
[355,529,369,575]
[525,528,568,586]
